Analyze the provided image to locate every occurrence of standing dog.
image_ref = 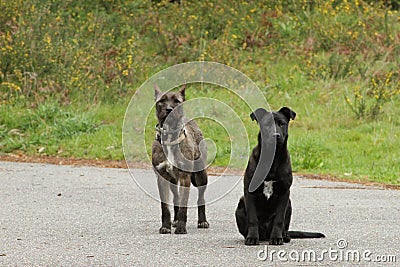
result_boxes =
[235,107,325,245]
[152,84,209,234]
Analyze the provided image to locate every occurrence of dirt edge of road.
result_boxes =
[0,153,398,190]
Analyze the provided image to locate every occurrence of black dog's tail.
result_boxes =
[288,231,325,239]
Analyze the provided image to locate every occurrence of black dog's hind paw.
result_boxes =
[172,220,178,228]
[159,227,171,234]
[198,221,209,229]
[269,238,284,246]
[245,237,260,246]
[175,226,187,234]
[283,233,291,243]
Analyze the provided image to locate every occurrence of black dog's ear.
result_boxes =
[179,84,186,101]
[250,108,268,123]
[154,84,162,101]
[279,107,296,121]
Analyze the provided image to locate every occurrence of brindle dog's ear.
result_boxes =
[279,107,296,121]
[179,84,186,101]
[154,84,162,101]
[250,108,268,123]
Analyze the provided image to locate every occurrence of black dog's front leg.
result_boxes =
[269,192,290,245]
[244,193,259,245]
[283,199,292,243]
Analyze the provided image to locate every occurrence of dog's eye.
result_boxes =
[174,99,181,104]
[278,121,286,127]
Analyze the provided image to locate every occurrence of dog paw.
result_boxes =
[245,237,260,246]
[175,226,187,234]
[172,220,178,228]
[269,238,284,245]
[283,233,291,243]
[198,221,209,229]
[159,227,171,234]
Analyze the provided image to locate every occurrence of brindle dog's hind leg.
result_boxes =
[192,171,209,228]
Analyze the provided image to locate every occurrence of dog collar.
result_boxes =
[155,124,186,146]
[155,124,183,135]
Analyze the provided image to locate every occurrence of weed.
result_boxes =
[345,71,400,119]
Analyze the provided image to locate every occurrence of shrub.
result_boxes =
[345,71,400,119]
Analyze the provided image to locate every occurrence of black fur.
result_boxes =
[235,107,325,245]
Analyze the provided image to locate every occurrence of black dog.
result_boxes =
[235,107,325,245]
[152,84,209,235]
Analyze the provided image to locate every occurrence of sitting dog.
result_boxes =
[235,107,325,245]
[152,84,209,234]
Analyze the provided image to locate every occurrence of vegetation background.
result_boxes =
[1,0,399,185]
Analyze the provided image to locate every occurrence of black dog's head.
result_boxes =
[154,84,186,127]
[250,107,296,147]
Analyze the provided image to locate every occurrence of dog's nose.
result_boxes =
[272,133,281,138]
[166,107,173,114]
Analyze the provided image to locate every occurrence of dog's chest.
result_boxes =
[155,140,176,177]
[263,181,274,199]
[155,129,183,177]
[165,145,175,175]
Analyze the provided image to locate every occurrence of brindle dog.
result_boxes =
[152,84,209,234]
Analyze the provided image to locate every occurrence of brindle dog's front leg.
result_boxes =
[244,193,260,245]
[175,172,191,234]
[170,182,179,228]
[157,175,171,234]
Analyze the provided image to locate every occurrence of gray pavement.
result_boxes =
[0,161,399,266]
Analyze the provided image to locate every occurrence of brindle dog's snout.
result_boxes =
[166,106,173,114]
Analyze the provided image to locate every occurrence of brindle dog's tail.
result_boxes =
[288,231,325,239]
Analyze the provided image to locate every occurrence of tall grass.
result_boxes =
[0,0,399,184]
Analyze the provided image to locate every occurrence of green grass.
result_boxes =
[1,0,400,185]
[0,102,124,160]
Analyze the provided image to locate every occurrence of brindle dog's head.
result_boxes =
[250,107,296,148]
[154,84,186,128]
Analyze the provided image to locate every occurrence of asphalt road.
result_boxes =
[0,161,399,266]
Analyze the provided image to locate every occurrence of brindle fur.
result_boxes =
[152,84,209,234]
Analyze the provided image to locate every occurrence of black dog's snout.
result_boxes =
[272,132,281,138]
[266,132,281,140]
